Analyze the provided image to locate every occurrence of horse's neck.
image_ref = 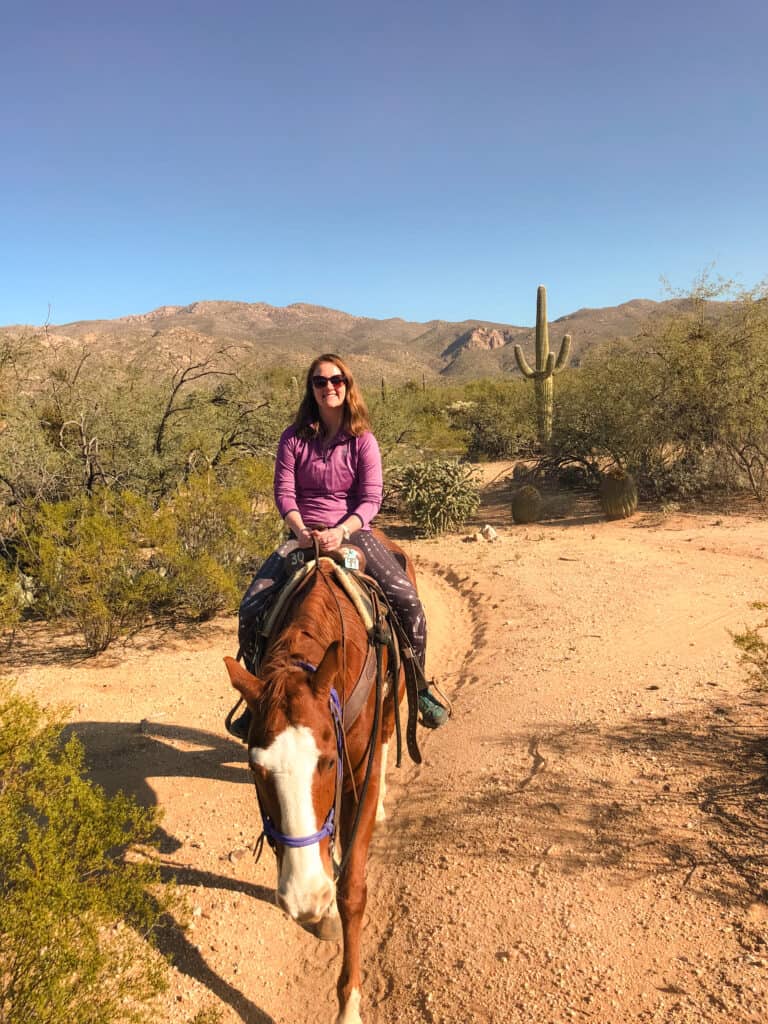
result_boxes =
[267,581,333,664]
[270,578,367,694]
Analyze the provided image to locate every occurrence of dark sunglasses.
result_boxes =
[311,374,347,389]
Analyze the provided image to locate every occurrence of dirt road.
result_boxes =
[6,486,768,1024]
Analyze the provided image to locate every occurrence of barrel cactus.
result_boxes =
[511,484,543,524]
[599,469,638,520]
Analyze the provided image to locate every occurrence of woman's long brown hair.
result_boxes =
[293,353,372,438]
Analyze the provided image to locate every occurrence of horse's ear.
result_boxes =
[224,656,265,704]
[314,641,341,696]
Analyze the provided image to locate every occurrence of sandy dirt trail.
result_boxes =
[5,485,768,1024]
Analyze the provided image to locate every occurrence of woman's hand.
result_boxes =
[296,527,315,548]
[315,526,345,553]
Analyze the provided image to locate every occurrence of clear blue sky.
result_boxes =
[2,0,766,327]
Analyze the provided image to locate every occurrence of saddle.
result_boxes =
[245,545,422,766]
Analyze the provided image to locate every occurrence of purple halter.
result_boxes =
[256,662,345,853]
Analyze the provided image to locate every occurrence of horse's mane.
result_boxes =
[256,567,366,711]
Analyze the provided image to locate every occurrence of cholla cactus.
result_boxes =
[514,285,571,445]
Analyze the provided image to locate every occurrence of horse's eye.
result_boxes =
[324,757,337,773]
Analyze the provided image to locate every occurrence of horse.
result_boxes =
[224,543,416,1024]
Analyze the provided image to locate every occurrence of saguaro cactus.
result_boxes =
[514,285,571,445]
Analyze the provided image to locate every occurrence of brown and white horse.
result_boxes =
[224,554,408,1024]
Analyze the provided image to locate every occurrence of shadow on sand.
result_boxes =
[385,692,768,909]
[64,718,277,1024]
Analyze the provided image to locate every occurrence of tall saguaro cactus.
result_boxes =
[514,285,572,445]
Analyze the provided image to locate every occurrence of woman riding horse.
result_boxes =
[229,352,448,739]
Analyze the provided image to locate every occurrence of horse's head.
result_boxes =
[225,644,342,930]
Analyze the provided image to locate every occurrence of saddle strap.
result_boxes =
[342,643,379,729]
[367,586,422,766]
[347,570,422,766]
[402,648,422,766]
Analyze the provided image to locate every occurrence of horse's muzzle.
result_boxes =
[276,875,336,924]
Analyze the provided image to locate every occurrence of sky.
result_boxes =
[1,0,766,328]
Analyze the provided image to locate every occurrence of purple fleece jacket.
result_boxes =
[273,426,383,530]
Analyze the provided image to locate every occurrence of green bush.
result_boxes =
[448,379,537,460]
[0,564,25,636]
[733,602,768,690]
[0,344,297,510]
[151,464,283,621]
[550,279,768,501]
[24,494,164,653]
[370,383,465,466]
[399,459,480,536]
[0,681,176,1024]
[550,347,668,485]
[13,462,282,645]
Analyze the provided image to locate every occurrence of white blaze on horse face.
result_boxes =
[250,725,335,922]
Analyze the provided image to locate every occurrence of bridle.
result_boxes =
[254,667,345,855]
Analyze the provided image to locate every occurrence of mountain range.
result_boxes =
[2,296,696,383]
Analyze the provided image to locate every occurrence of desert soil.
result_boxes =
[5,468,768,1024]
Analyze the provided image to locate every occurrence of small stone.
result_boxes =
[481,524,498,541]
[747,902,768,923]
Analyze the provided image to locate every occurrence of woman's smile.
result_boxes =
[312,362,347,416]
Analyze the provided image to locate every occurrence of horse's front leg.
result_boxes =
[335,760,380,1024]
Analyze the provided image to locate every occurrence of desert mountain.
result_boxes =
[2,297,695,383]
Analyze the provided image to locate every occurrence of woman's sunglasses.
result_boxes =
[311,374,347,389]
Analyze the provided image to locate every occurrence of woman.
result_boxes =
[229,353,448,738]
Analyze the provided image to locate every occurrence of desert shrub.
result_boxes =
[0,564,25,636]
[187,1009,224,1024]
[151,464,282,620]
[154,551,240,622]
[0,681,175,1024]
[449,379,537,460]
[649,282,768,502]
[13,461,282,641]
[550,278,768,502]
[398,459,480,536]
[733,602,768,690]
[550,347,670,485]
[23,493,164,653]
[370,383,465,465]
[0,344,297,510]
